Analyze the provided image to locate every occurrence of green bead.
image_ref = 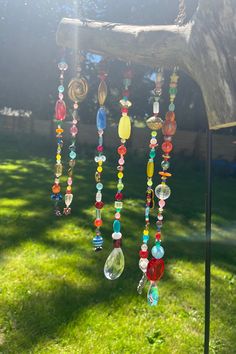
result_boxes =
[161,160,170,170]
[151,131,157,137]
[169,87,177,95]
[169,103,175,111]
[117,183,124,190]
[149,150,156,158]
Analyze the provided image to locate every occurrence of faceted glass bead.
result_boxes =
[149,150,156,159]
[52,184,60,194]
[114,201,123,209]
[151,245,165,259]
[139,258,149,272]
[147,282,159,306]
[161,160,170,170]
[162,141,173,153]
[96,192,102,202]
[70,125,78,136]
[117,145,127,155]
[69,151,77,159]
[146,258,165,281]
[95,201,104,209]
[162,119,177,136]
[155,184,171,200]
[65,193,73,207]
[55,164,63,177]
[104,247,125,280]
[58,61,68,71]
[96,107,107,130]
[55,99,66,121]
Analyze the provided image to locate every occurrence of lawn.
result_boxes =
[0,133,235,354]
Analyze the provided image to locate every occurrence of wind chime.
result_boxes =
[51,52,88,214]
[137,68,179,305]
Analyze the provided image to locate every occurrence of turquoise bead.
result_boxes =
[69,151,76,159]
[149,150,156,159]
[143,235,149,243]
[58,85,64,93]
[151,245,165,259]
[113,220,121,233]
[96,183,103,190]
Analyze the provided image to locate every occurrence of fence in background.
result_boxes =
[0,117,236,161]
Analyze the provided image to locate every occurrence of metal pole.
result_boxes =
[204,129,212,354]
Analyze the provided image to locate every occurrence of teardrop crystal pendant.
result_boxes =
[104,247,125,280]
[147,281,159,306]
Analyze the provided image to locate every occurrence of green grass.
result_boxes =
[0,133,235,354]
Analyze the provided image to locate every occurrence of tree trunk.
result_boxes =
[57,0,236,130]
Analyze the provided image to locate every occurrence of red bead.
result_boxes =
[162,118,177,136]
[117,145,127,155]
[97,145,103,152]
[55,99,66,121]
[139,250,148,258]
[162,141,173,153]
[166,111,175,121]
[121,107,128,114]
[95,201,104,209]
[155,232,161,241]
[114,239,122,248]
[94,219,103,227]
[146,258,165,281]
[115,192,123,201]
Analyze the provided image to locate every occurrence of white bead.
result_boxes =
[141,244,148,251]
[112,232,122,240]
[153,101,159,114]
[139,258,149,272]
[96,192,102,202]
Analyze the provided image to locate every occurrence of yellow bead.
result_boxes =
[98,161,103,166]
[118,115,131,140]
[118,172,123,179]
[143,230,149,235]
[67,186,72,191]
[147,161,154,178]
[56,154,61,160]
[97,166,103,173]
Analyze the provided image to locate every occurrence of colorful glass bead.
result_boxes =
[96,107,107,130]
[55,100,66,120]
[162,118,177,136]
[151,245,165,259]
[146,116,163,130]
[155,183,171,200]
[95,201,104,209]
[112,232,122,240]
[117,145,127,155]
[118,115,131,140]
[147,282,159,306]
[113,220,121,233]
[98,80,108,106]
[161,160,170,170]
[65,193,73,207]
[104,247,125,280]
[162,141,173,153]
[147,160,154,178]
[139,258,149,272]
[92,235,104,248]
[54,164,63,177]
[146,258,165,281]
[94,219,103,227]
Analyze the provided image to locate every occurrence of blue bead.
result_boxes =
[69,151,76,159]
[96,107,106,130]
[151,245,165,259]
[92,235,103,247]
[113,220,121,233]
[143,235,149,243]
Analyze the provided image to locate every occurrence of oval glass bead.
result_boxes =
[55,99,66,121]
[162,118,177,136]
[96,183,103,191]
[96,107,107,130]
[118,115,131,140]
[98,80,107,106]
[147,160,154,178]
[147,282,159,306]
[153,101,159,114]
[113,220,121,233]
[104,247,125,280]
[54,163,63,177]
[65,193,73,207]
[155,184,171,200]
[96,192,102,202]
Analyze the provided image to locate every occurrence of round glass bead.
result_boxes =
[118,172,124,179]
[97,166,103,173]
[112,232,122,240]
[147,179,153,187]
[58,85,64,93]
[92,235,103,248]
[162,141,173,153]
[118,158,125,165]
[115,212,120,219]
[161,160,170,170]
[155,184,171,200]
[69,151,76,159]
[117,183,124,190]
[96,183,103,190]
[143,230,149,235]
[151,245,165,259]
[94,219,103,227]
[117,145,127,155]
[151,131,157,137]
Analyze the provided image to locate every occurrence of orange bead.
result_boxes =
[52,184,61,193]
[94,219,103,227]
[162,141,173,153]
[159,171,172,177]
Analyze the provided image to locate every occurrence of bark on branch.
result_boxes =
[57,0,236,130]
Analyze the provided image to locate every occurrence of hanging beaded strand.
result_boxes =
[137,69,164,295]
[51,56,68,216]
[63,54,88,215]
[146,69,179,306]
[93,60,108,251]
[104,65,133,280]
